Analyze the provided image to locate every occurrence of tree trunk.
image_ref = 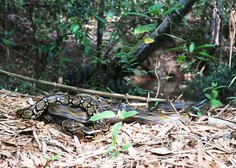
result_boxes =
[210,0,221,45]
[103,0,199,81]
[133,0,198,64]
[96,0,105,57]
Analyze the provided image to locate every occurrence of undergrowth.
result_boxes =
[185,63,236,103]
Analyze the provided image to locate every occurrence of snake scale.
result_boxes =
[16,94,209,139]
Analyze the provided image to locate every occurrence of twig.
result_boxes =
[0,69,167,102]
[215,103,231,117]
[169,101,180,116]
[154,58,161,98]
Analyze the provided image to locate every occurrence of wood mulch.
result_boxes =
[0,89,236,168]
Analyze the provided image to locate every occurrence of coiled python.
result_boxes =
[16,94,112,139]
[16,94,209,139]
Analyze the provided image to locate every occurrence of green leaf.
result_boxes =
[210,99,223,108]
[2,38,15,47]
[164,4,182,15]
[176,55,186,62]
[196,56,210,62]
[197,52,215,59]
[189,43,195,53]
[70,23,80,33]
[51,153,62,161]
[203,86,211,92]
[154,101,159,107]
[114,52,126,58]
[111,150,119,158]
[59,57,71,66]
[104,144,115,156]
[121,143,133,151]
[120,111,138,120]
[215,86,226,89]
[167,46,187,51]
[211,82,217,87]
[124,12,149,17]
[228,96,236,105]
[134,24,156,34]
[45,153,63,161]
[89,111,116,121]
[148,4,162,15]
[212,90,218,99]
[107,10,114,19]
[117,109,125,118]
[196,44,215,49]
[205,93,212,100]
[112,122,122,146]
[229,76,236,87]
[94,14,106,28]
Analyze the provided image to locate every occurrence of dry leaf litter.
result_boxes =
[0,90,236,168]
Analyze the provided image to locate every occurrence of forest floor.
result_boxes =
[1,89,236,168]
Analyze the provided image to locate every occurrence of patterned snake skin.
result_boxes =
[16,94,111,139]
[16,94,209,139]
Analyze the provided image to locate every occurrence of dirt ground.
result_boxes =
[0,89,236,168]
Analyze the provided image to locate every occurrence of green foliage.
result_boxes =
[134,24,156,35]
[149,101,159,111]
[118,110,138,120]
[106,78,149,95]
[1,29,16,47]
[204,82,224,108]
[91,109,138,157]
[2,38,15,47]
[170,42,216,64]
[164,4,182,15]
[0,0,233,98]
[148,4,162,15]
[228,97,236,106]
[45,153,63,161]
[1,0,93,77]
[185,64,236,103]
[89,111,116,121]
[0,75,34,93]
[114,51,138,73]
[111,122,122,147]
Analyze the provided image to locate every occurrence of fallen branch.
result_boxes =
[0,69,166,102]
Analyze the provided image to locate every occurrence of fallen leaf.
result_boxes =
[149,147,173,155]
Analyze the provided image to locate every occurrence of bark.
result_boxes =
[0,68,167,102]
[96,0,105,57]
[210,0,221,45]
[229,8,236,68]
[133,0,199,64]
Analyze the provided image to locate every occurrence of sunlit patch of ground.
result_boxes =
[0,90,236,167]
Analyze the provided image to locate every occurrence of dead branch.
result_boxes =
[0,69,167,102]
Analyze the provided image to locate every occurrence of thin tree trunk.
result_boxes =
[210,0,221,45]
[96,0,105,57]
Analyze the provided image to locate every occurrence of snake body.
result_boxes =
[17,94,102,119]
[16,94,111,139]
[16,94,209,139]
